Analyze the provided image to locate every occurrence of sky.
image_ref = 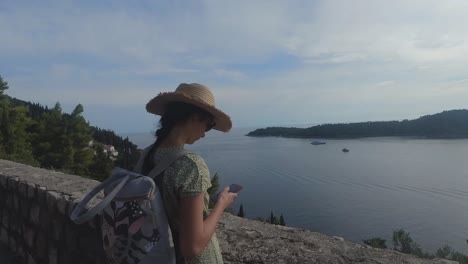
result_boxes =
[1,0,468,134]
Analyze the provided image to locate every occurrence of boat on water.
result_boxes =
[311,141,326,145]
[342,148,350,153]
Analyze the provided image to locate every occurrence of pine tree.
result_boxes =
[0,75,10,152]
[0,75,8,95]
[68,104,93,175]
[34,102,66,169]
[0,104,37,164]
[237,204,245,218]
[1,105,10,142]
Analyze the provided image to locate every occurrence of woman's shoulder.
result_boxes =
[177,152,208,170]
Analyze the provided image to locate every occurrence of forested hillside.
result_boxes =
[0,75,140,180]
[247,110,468,139]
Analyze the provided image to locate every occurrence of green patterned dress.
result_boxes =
[135,146,224,264]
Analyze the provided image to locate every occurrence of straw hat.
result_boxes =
[146,83,232,132]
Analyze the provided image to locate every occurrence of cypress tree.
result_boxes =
[270,211,275,224]
[237,204,245,218]
[279,213,286,226]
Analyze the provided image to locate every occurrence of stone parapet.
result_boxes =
[0,159,103,264]
[0,159,456,264]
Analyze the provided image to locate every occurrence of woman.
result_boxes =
[135,83,237,264]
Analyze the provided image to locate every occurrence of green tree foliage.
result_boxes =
[91,127,140,171]
[0,105,36,164]
[258,211,286,226]
[67,104,94,174]
[279,213,286,226]
[0,75,140,180]
[208,173,220,197]
[88,145,114,181]
[434,244,468,264]
[365,230,468,263]
[33,102,68,169]
[270,211,275,224]
[0,75,8,95]
[254,217,266,222]
[207,173,220,209]
[436,245,452,259]
[247,110,468,139]
[392,229,423,256]
[268,211,280,225]
[0,75,9,151]
[363,237,387,249]
[237,204,245,218]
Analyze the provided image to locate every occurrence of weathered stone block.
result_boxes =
[27,253,37,264]
[46,191,61,215]
[0,186,6,199]
[57,196,69,215]
[16,243,25,259]
[21,198,32,219]
[57,246,72,264]
[9,214,19,233]
[48,245,57,264]
[8,236,16,252]
[6,176,19,190]
[39,208,49,231]
[6,193,14,209]
[68,200,78,216]
[0,227,8,244]
[64,226,78,250]
[1,210,9,228]
[0,175,7,187]
[18,181,28,197]
[13,194,20,210]
[50,218,64,242]
[24,225,35,249]
[27,184,36,198]
[35,230,47,259]
[37,187,47,206]
[30,204,40,226]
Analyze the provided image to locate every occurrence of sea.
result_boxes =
[123,127,468,254]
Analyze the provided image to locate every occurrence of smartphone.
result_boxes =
[211,184,243,203]
[228,184,243,193]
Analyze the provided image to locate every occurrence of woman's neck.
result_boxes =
[159,127,186,148]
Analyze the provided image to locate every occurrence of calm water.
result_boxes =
[124,127,468,254]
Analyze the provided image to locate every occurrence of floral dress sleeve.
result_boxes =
[175,153,212,199]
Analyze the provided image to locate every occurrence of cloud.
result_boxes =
[376,81,396,87]
[2,0,468,132]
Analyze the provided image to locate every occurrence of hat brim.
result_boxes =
[146,92,232,132]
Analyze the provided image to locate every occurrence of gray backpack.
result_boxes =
[70,149,188,264]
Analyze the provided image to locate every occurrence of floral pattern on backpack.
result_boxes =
[102,199,160,264]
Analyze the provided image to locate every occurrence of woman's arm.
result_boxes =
[179,186,237,258]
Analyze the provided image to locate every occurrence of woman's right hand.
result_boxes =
[215,186,238,210]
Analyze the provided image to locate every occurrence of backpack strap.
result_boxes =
[70,168,134,224]
[70,149,189,225]
[147,148,189,179]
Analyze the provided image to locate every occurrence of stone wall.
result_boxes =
[0,159,456,264]
[0,160,104,264]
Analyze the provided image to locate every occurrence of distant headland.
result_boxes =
[246,110,468,139]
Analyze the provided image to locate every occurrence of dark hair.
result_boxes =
[141,102,213,175]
